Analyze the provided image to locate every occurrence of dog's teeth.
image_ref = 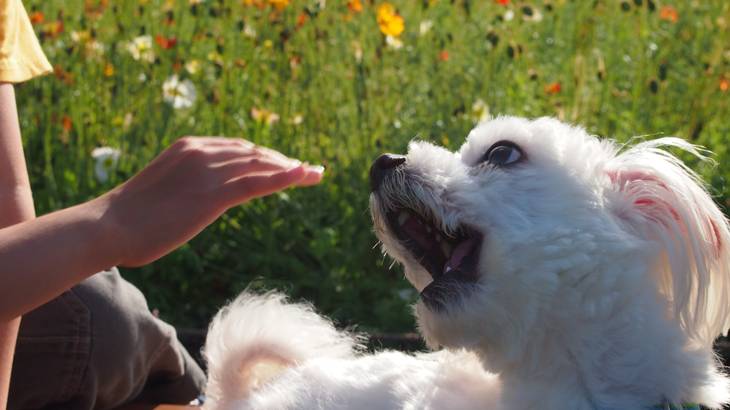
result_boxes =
[398,211,409,226]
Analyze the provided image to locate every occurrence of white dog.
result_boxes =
[202,116,730,409]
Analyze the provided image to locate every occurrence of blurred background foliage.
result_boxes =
[16,0,730,333]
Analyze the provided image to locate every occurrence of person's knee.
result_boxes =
[73,269,197,407]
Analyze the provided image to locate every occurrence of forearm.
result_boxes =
[0,82,36,410]
[0,196,120,321]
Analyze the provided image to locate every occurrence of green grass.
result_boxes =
[16,0,730,332]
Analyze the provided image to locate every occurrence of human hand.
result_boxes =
[96,137,323,267]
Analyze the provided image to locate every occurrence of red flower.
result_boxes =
[544,82,561,94]
[659,5,678,23]
[155,35,177,49]
[720,78,729,93]
[438,50,449,61]
[495,0,510,5]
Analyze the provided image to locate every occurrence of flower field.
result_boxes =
[17,0,730,332]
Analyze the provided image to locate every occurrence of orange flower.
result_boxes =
[103,62,114,77]
[720,77,729,92]
[243,0,266,8]
[438,50,449,61]
[659,5,678,23]
[296,12,308,28]
[155,34,177,49]
[53,65,74,85]
[348,0,363,13]
[544,82,561,94]
[61,115,72,132]
[376,3,404,37]
[29,11,44,25]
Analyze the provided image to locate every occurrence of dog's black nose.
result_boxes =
[370,153,406,192]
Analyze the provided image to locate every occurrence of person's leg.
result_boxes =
[8,268,205,410]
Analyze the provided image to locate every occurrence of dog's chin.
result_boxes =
[380,206,485,312]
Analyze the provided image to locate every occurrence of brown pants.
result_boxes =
[8,269,206,410]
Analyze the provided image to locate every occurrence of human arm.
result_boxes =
[0,135,324,321]
[0,82,37,410]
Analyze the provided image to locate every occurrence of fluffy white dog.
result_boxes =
[202,116,730,409]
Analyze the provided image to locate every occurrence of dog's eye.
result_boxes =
[481,141,524,167]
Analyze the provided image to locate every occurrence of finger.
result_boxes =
[221,166,308,205]
[202,145,301,168]
[215,157,301,181]
[186,136,256,149]
[251,145,302,164]
[295,166,325,186]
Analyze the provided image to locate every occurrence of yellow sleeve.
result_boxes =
[0,0,52,83]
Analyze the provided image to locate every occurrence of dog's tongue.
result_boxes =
[443,237,478,274]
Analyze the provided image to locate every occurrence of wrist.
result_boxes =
[79,194,127,271]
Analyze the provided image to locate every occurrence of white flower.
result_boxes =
[352,41,363,62]
[243,26,257,39]
[92,147,121,183]
[470,98,490,123]
[504,10,515,21]
[385,35,403,50]
[162,75,197,109]
[70,30,89,43]
[419,20,433,36]
[86,40,106,58]
[289,114,304,126]
[126,35,155,63]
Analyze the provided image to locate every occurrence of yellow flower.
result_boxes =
[377,3,405,37]
[185,59,201,75]
[251,107,280,125]
[268,0,289,10]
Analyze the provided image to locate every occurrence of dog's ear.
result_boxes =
[607,137,730,346]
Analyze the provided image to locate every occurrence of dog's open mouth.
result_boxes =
[386,207,483,310]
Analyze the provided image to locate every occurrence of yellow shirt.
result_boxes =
[0,0,52,83]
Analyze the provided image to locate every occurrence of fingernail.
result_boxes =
[308,165,325,174]
[287,160,302,169]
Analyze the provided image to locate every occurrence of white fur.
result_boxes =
[203,116,730,409]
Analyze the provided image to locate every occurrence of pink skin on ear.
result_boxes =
[608,169,722,256]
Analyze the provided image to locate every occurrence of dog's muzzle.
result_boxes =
[369,155,484,311]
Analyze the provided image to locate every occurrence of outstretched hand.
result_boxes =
[98,137,324,267]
